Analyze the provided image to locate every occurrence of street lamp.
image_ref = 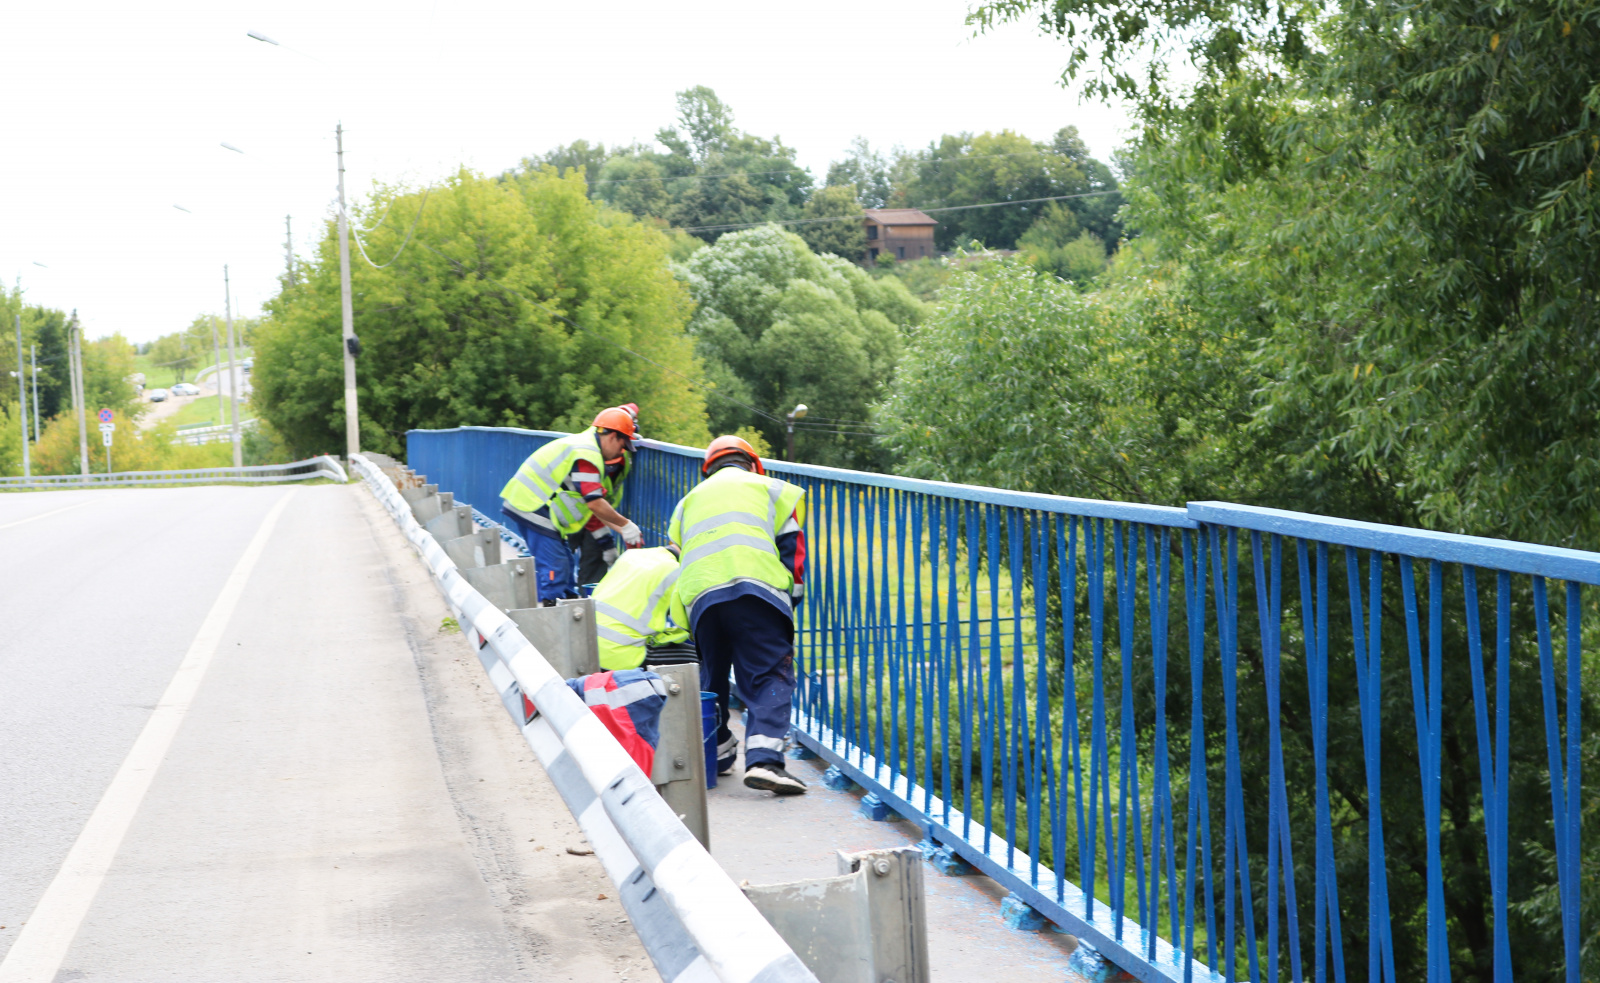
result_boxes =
[785,403,808,463]
[247,30,359,462]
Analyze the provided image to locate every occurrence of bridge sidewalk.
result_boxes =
[711,730,1088,983]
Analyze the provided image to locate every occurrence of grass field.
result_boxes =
[165,396,252,430]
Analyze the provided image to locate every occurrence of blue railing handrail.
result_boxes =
[411,425,1197,527]
[1190,500,1600,586]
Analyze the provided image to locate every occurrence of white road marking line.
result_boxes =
[0,500,96,531]
[0,490,298,983]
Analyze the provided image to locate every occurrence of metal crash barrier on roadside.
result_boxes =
[0,455,346,490]
[352,453,825,983]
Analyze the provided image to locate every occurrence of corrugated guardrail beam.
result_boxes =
[351,454,818,983]
[0,456,346,489]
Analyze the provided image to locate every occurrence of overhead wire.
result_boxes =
[579,148,1109,187]
[408,239,824,432]
[348,190,431,270]
[671,189,1123,234]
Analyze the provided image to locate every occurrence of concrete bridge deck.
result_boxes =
[1,484,1082,982]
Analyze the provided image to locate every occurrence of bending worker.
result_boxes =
[574,403,638,587]
[669,435,808,795]
[592,545,691,670]
[500,407,645,604]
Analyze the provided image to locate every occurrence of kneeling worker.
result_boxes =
[499,407,645,604]
[592,545,691,670]
[669,435,808,795]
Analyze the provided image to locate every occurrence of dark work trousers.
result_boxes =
[696,595,795,769]
[569,529,617,589]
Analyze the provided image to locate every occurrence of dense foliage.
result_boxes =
[254,168,709,459]
[522,87,812,244]
[0,289,140,476]
[676,225,924,468]
[878,1,1600,979]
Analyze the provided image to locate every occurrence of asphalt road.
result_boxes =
[0,485,650,982]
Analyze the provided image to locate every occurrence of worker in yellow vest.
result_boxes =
[499,407,645,604]
[592,545,692,670]
[669,435,808,795]
[573,403,640,588]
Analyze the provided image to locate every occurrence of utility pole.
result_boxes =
[224,265,242,468]
[69,311,88,476]
[13,312,28,480]
[336,122,359,462]
[30,343,40,441]
[210,315,224,427]
[284,215,296,285]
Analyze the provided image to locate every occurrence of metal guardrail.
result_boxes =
[409,425,1598,983]
[351,453,817,983]
[170,420,260,446]
[0,456,346,489]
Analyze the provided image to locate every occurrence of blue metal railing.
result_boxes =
[407,426,1596,983]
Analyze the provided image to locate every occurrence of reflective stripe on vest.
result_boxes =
[498,431,604,535]
[593,547,689,670]
[670,467,805,614]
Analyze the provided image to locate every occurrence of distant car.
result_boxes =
[147,388,169,402]
[170,382,200,396]
[240,358,254,373]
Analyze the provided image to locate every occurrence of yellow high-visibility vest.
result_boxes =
[593,547,690,670]
[668,466,806,616]
[499,430,605,535]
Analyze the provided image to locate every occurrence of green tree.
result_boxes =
[896,127,1122,250]
[255,167,709,459]
[532,87,813,242]
[826,137,895,208]
[676,224,925,468]
[797,185,866,261]
[1016,203,1107,283]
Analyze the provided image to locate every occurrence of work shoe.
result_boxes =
[717,736,738,776]
[744,764,808,795]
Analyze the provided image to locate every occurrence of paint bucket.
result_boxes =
[701,691,719,789]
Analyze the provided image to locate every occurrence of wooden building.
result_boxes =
[862,208,937,264]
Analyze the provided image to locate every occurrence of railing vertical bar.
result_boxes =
[847,484,862,762]
[1564,580,1582,983]
[914,494,931,814]
[1030,511,1049,887]
[1463,565,1511,982]
[985,504,1002,852]
[1088,518,1108,922]
[1059,514,1085,907]
[964,500,980,842]
[940,497,957,827]
[1007,508,1025,868]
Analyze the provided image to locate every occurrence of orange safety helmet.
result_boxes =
[702,435,764,476]
[592,406,637,442]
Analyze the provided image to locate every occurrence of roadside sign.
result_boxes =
[102,431,113,447]
[97,408,113,424]
[98,422,114,434]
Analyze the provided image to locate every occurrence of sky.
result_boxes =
[2,0,1134,345]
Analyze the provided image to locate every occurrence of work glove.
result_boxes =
[618,519,644,548]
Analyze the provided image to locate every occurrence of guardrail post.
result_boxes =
[459,558,536,612]
[423,503,473,541]
[504,599,599,680]
[741,845,929,983]
[441,527,500,570]
[647,661,711,850]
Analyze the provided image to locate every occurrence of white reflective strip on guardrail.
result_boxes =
[351,454,816,983]
[0,456,346,488]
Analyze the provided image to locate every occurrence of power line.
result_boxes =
[671,189,1122,234]
[575,148,1106,188]
[348,191,431,270]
